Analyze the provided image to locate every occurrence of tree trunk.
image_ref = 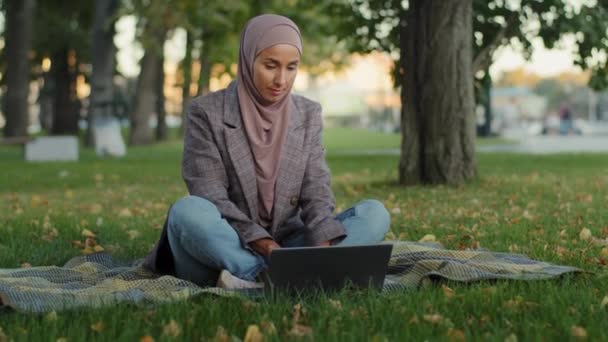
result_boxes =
[86,0,118,146]
[180,30,193,134]
[3,0,36,137]
[51,48,80,135]
[155,54,168,141]
[399,0,476,185]
[130,25,166,145]
[196,54,211,97]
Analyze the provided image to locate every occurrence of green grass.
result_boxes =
[1,130,607,341]
[323,127,514,152]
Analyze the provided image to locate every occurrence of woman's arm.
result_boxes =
[182,100,275,250]
[298,104,347,246]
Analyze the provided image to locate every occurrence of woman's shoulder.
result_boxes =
[291,93,322,116]
[190,88,227,112]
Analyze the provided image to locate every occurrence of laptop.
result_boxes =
[264,244,393,294]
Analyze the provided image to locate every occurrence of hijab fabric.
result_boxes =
[236,14,303,228]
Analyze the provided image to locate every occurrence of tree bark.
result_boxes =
[130,26,166,145]
[3,0,36,137]
[196,54,211,97]
[399,0,477,185]
[180,30,193,134]
[51,47,80,135]
[155,53,168,141]
[86,0,118,146]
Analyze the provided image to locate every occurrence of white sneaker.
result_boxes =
[216,269,264,290]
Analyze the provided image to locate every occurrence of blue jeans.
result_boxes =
[166,196,391,286]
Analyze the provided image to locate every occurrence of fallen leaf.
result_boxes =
[288,323,313,337]
[328,299,342,310]
[504,333,518,342]
[243,325,263,342]
[56,338,68,342]
[93,245,105,253]
[162,320,181,338]
[45,311,58,321]
[442,285,455,299]
[423,314,444,324]
[119,208,133,217]
[260,321,276,335]
[447,328,465,342]
[90,321,105,333]
[600,296,608,309]
[127,230,141,240]
[571,325,587,339]
[419,234,436,243]
[20,262,32,268]
[579,228,592,241]
[82,229,96,238]
[140,335,155,342]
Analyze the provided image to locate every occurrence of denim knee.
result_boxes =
[168,195,221,238]
[356,199,391,239]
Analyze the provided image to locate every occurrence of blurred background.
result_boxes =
[1,0,607,155]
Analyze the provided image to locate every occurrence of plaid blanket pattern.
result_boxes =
[0,241,580,313]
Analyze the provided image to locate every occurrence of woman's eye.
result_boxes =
[265,64,276,69]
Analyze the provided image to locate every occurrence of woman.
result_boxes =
[143,14,391,289]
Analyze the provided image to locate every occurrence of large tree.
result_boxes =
[87,0,119,146]
[333,0,608,185]
[2,0,36,137]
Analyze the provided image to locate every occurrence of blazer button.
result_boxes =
[290,196,299,206]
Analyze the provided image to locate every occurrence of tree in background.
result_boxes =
[333,0,608,185]
[87,0,119,146]
[33,0,92,135]
[2,0,36,138]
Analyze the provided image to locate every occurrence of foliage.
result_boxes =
[331,0,608,89]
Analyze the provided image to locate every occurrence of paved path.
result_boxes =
[329,136,608,155]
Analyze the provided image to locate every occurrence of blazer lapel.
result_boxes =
[271,99,305,234]
[223,82,259,220]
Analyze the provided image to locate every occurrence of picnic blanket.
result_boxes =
[0,241,581,313]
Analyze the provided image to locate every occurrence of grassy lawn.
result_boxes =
[1,130,607,341]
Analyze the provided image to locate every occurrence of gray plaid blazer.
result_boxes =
[143,81,346,275]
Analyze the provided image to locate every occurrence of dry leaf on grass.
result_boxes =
[442,285,455,299]
[90,321,105,333]
[82,229,96,238]
[45,311,58,321]
[419,234,436,243]
[504,333,518,342]
[600,296,608,309]
[213,326,230,342]
[162,320,181,338]
[243,325,263,342]
[571,325,588,339]
[579,228,592,241]
[423,314,444,324]
[447,328,466,342]
[140,335,155,342]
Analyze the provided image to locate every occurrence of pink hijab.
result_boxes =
[236,14,303,228]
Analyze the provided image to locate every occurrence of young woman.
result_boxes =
[143,14,390,289]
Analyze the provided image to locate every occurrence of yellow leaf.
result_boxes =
[419,234,437,243]
[288,323,313,337]
[162,320,181,338]
[140,335,155,342]
[243,325,264,342]
[20,262,32,268]
[447,328,466,342]
[90,321,105,333]
[579,228,592,241]
[423,314,444,324]
[119,208,133,217]
[328,299,343,310]
[442,285,455,299]
[45,311,58,321]
[81,229,96,238]
[570,325,587,339]
[600,296,608,309]
[127,230,141,240]
[504,333,518,342]
[601,248,608,258]
[93,245,105,253]
[260,321,276,335]
[56,338,68,342]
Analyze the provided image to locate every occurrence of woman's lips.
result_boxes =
[268,88,283,96]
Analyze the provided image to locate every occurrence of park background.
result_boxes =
[1,0,608,341]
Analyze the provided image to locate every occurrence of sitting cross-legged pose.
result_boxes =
[143,14,391,289]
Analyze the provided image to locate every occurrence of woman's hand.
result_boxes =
[249,238,281,256]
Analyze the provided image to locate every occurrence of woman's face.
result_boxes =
[253,44,300,105]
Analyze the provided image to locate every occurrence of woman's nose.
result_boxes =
[273,69,286,86]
